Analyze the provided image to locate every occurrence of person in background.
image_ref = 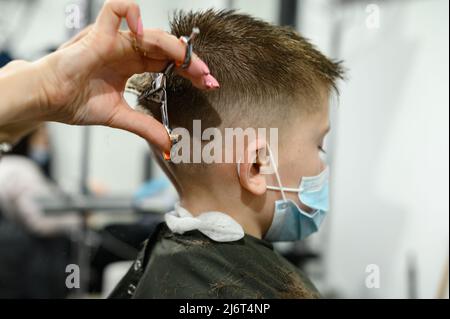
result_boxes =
[0,125,81,236]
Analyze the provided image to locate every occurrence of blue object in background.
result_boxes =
[133,177,170,201]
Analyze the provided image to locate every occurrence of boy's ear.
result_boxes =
[237,138,269,196]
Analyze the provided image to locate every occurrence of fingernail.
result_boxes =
[137,17,143,37]
[163,150,171,161]
[195,58,210,75]
[204,74,220,89]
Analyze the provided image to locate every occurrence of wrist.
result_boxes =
[32,53,63,120]
[33,47,88,123]
[0,60,47,143]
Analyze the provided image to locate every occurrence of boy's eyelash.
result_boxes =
[318,146,327,154]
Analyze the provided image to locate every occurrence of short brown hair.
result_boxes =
[133,9,344,134]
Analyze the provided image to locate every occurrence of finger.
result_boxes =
[142,30,209,76]
[132,29,220,90]
[59,24,94,50]
[110,55,169,77]
[176,54,220,89]
[109,101,171,152]
[116,30,218,90]
[95,0,141,36]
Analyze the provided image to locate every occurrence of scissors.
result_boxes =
[141,27,200,161]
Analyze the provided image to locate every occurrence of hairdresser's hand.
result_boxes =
[44,0,220,151]
[0,0,218,151]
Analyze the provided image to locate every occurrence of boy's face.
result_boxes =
[265,95,330,214]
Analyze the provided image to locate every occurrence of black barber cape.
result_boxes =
[109,222,320,299]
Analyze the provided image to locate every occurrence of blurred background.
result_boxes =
[0,0,448,299]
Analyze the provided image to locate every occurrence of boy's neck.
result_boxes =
[180,195,264,239]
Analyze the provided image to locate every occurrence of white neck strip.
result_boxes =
[164,203,245,242]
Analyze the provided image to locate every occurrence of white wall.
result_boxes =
[300,0,449,298]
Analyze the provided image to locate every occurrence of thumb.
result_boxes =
[108,102,171,152]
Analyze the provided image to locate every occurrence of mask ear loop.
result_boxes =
[236,145,287,202]
[267,144,287,201]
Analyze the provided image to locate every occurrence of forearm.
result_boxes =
[0,60,48,143]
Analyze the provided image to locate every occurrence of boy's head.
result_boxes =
[134,9,343,237]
